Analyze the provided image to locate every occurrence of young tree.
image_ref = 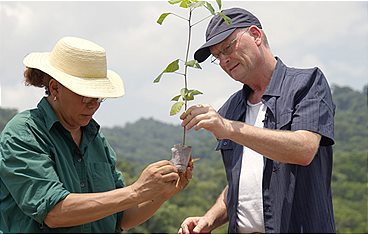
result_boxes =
[154,0,229,171]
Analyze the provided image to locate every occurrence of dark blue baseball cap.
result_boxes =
[194,7,262,63]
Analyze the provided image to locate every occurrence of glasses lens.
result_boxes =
[97,98,106,103]
[222,43,233,56]
[82,97,106,104]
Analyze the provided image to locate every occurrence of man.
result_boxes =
[178,7,335,233]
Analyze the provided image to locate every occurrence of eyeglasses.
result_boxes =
[81,96,106,104]
[210,28,249,65]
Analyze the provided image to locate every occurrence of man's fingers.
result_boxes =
[180,217,200,234]
[180,104,207,120]
[184,113,209,131]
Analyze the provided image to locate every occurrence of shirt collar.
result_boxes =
[38,97,60,131]
[241,84,252,99]
[263,57,287,98]
[240,57,286,101]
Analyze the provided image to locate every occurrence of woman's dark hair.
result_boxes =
[24,68,53,95]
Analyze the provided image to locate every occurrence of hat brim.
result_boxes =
[23,52,125,98]
[194,28,236,63]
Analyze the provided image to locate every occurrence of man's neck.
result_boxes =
[247,54,277,104]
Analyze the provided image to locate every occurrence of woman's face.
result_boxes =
[56,83,101,129]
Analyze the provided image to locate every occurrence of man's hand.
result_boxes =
[180,104,231,140]
[178,216,213,234]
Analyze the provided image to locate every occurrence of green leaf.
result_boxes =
[205,2,215,15]
[165,59,180,73]
[183,89,203,101]
[185,60,202,69]
[216,0,222,9]
[189,89,203,96]
[170,102,184,116]
[169,0,182,4]
[153,72,164,83]
[171,94,181,101]
[218,12,231,25]
[184,93,194,101]
[181,88,192,101]
[224,15,231,25]
[157,13,171,25]
[180,0,190,8]
[180,88,189,97]
[189,1,205,9]
[153,59,179,83]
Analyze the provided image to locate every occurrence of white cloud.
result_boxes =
[1,1,367,127]
[0,3,34,35]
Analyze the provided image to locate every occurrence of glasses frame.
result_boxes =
[53,81,107,104]
[81,96,106,104]
[210,28,249,65]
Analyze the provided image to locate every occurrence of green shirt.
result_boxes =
[0,97,125,233]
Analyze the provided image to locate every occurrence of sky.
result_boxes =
[0,1,367,128]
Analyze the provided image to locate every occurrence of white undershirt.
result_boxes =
[237,101,266,233]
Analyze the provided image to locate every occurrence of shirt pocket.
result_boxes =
[277,111,292,130]
[216,139,234,151]
[216,139,236,169]
[90,162,116,192]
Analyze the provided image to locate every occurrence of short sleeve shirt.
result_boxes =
[0,97,125,233]
[216,58,336,233]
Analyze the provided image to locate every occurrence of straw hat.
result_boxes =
[23,36,125,98]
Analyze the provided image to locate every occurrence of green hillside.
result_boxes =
[0,84,367,233]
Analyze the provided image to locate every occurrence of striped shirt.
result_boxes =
[216,57,336,233]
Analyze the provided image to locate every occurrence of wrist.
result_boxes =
[128,184,141,203]
[220,118,233,140]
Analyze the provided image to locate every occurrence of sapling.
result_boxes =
[154,0,230,172]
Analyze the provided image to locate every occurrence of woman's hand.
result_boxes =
[131,160,179,202]
[162,158,194,199]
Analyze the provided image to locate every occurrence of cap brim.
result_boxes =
[23,52,125,98]
[194,28,236,63]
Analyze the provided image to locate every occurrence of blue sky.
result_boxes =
[1,1,367,127]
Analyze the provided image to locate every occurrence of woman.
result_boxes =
[0,36,192,233]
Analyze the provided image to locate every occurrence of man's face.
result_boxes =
[210,27,259,84]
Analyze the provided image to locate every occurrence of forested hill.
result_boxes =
[101,118,219,169]
[0,84,367,233]
[333,85,368,152]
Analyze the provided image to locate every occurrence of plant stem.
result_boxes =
[182,8,193,146]
[192,14,212,27]
[172,13,188,22]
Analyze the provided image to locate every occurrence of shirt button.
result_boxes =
[77,158,82,162]
[223,141,228,146]
[80,182,85,188]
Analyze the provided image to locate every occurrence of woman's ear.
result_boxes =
[48,79,59,97]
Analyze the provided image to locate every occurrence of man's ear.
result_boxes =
[248,26,262,46]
